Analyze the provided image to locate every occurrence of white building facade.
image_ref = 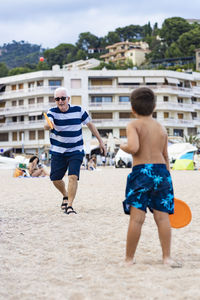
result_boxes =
[0,66,200,155]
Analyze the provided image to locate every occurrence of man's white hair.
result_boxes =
[54,87,68,98]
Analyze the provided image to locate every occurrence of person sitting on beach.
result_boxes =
[28,156,49,177]
[87,156,96,171]
[121,87,181,268]
[44,87,106,215]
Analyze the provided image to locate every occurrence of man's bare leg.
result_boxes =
[67,175,78,207]
[153,210,182,268]
[126,207,145,264]
[53,179,68,203]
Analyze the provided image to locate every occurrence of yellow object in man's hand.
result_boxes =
[43,113,54,129]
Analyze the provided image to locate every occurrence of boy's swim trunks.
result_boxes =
[123,164,174,215]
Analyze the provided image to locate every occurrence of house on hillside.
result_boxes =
[100,41,150,66]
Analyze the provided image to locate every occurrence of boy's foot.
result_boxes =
[61,196,68,210]
[163,258,182,268]
[65,206,77,215]
[124,259,136,266]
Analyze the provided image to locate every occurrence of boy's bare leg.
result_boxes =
[126,207,145,264]
[67,175,78,207]
[153,210,182,267]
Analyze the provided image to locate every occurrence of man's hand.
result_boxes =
[99,141,107,156]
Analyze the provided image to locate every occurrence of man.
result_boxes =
[44,87,106,215]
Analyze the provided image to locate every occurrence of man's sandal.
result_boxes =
[61,196,68,210]
[65,206,77,215]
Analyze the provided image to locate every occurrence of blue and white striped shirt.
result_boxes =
[47,105,91,155]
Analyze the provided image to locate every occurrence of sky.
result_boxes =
[0,0,200,49]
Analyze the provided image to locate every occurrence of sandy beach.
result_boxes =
[0,167,200,300]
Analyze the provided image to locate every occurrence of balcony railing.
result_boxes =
[0,85,59,99]
[0,103,55,116]
[0,120,44,131]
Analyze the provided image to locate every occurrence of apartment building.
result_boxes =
[0,66,200,155]
[100,41,150,66]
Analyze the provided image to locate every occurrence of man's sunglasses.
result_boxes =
[55,96,68,101]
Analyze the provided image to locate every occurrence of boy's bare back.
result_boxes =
[127,116,169,168]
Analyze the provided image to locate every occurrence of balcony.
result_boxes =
[0,103,55,116]
[157,118,195,127]
[88,101,131,111]
[0,85,59,100]
[92,118,130,127]
[88,84,195,97]
[0,120,45,131]
[156,102,194,112]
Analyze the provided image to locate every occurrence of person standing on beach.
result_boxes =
[44,87,106,215]
[121,87,181,267]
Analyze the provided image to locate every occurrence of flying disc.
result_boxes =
[43,113,53,129]
[169,198,192,229]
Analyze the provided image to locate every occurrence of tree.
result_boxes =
[160,17,191,46]
[76,32,100,51]
[165,42,183,58]
[178,27,200,56]
[0,62,9,77]
[44,43,76,67]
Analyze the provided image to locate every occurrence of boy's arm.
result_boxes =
[163,134,170,170]
[86,121,107,156]
[120,122,139,155]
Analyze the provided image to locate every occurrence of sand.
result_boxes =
[0,167,200,300]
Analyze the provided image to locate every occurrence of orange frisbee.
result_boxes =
[169,198,192,229]
[43,113,53,129]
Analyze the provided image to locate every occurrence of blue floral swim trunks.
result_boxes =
[123,164,174,215]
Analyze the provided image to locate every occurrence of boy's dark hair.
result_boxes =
[130,87,156,116]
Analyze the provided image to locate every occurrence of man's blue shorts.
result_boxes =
[50,153,84,181]
[123,164,174,215]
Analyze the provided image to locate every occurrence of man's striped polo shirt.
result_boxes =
[47,105,91,155]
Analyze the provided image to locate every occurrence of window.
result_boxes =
[12,116,17,122]
[92,112,112,119]
[38,130,44,139]
[29,131,36,140]
[12,132,17,141]
[11,85,16,90]
[28,98,35,105]
[119,96,130,102]
[0,101,5,108]
[119,112,132,119]
[19,83,23,90]
[71,79,81,89]
[28,82,34,89]
[37,97,43,104]
[37,115,43,120]
[178,113,183,119]
[0,133,8,141]
[37,80,43,87]
[164,96,168,102]
[71,96,81,105]
[120,129,126,138]
[178,98,183,103]
[49,80,61,86]
[29,116,36,121]
[164,112,169,118]
[49,96,54,103]
[153,112,157,118]
[191,112,197,119]
[12,101,17,106]
[173,129,183,137]
[19,99,24,106]
[90,79,112,86]
[20,116,24,122]
[188,128,197,135]
[91,96,112,103]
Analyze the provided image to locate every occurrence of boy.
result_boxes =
[121,87,181,267]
